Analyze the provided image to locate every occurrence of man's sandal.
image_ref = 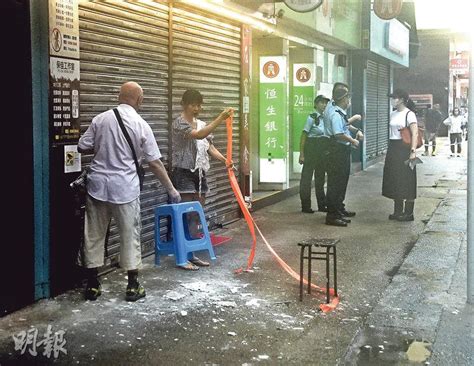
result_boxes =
[177,262,200,271]
[189,257,210,267]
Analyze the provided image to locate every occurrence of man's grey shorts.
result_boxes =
[171,167,209,195]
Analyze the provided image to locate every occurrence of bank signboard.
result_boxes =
[291,63,315,173]
[259,56,288,183]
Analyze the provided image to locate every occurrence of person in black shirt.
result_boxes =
[422,103,442,156]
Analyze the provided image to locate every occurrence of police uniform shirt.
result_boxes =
[303,111,326,138]
[322,101,336,136]
[324,101,350,145]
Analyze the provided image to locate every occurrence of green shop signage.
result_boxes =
[291,63,315,173]
[259,56,288,183]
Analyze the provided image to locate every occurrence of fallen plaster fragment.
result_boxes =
[217,301,237,308]
[245,299,260,307]
[164,291,186,301]
[181,282,210,292]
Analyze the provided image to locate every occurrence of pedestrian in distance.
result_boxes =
[382,88,419,222]
[171,89,234,270]
[78,81,181,302]
[443,107,465,157]
[460,107,468,141]
[422,103,443,156]
[323,82,364,227]
[299,95,330,214]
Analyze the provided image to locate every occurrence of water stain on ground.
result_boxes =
[406,339,432,362]
[345,326,434,365]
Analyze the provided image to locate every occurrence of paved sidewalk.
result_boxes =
[0,137,472,365]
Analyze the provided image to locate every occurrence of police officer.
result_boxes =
[323,83,364,227]
[299,95,330,213]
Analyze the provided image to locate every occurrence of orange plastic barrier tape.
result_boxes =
[253,220,339,312]
[226,116,256,272]
[225,115,339,312]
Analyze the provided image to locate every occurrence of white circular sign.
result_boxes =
[284,0,323,12]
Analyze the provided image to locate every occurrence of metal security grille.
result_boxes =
[78,1,170,264]
[171,4,241,228]
[365,60,389,159]
[366,60,378,159]
[377,63,390,153]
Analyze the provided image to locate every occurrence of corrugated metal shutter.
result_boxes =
[366,60,378,159]
[377,63,390,153]
[78,1,170,265]
[365,59,389,159]
[171,5,241,228]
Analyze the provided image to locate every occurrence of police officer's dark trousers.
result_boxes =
[299,137,328,211]
[326,141,351,218]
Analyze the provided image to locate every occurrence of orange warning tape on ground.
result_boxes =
[226,116,256,272]
[225,115,339,312]
[253,220,340,312]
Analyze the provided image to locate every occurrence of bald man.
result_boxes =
[78,81,181,302]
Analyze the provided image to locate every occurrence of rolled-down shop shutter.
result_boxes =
[366,60,378,159]
[171,5,241,228]
[78,1,170,265]
[377,63,390,153]
[365,59,390,159]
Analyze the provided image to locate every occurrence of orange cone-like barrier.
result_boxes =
[225,115,339,312]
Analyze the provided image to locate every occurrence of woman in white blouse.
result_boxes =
[382,89,419,222]
[443,107,465,157]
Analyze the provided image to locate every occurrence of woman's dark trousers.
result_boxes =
[450,133,462,154]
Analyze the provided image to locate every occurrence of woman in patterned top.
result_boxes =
[171,89,234,270]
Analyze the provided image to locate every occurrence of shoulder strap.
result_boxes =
[405,110,412,127]
[309,112,319,126]
[113,108,141,173]
[335,109,349,123]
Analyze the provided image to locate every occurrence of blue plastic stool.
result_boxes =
[154,201,216,267]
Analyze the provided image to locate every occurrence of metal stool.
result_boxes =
[297,238,339,303]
